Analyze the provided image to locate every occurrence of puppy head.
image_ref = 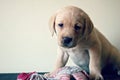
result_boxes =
[49,6,94,48]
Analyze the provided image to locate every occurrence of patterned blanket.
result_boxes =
[17,66,89,80]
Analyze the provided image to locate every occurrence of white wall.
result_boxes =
[0,0,120,73]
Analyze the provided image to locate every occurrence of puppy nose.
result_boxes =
[63,37,72,45]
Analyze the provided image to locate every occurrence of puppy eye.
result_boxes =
[74,24,81,31]
[58,23,63,28]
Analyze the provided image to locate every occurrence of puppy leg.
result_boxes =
[45,48,69,77]
[89,46,103,80]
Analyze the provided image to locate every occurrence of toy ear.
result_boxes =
[49,13,56,36]
[83,16,94,37]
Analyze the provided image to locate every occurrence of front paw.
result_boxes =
[44,72,52,77]
[44,72,56,78]
[117,70,120,75]
[89,73,103,80]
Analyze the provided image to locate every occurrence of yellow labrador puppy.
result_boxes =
[48,6,120,80]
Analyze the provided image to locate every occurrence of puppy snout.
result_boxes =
[62,37,72,46]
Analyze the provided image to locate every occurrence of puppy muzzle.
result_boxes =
[62,37,73,48]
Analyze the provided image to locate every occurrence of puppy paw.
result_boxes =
[44,72,51,77]
[117,70,120,75]
[90,73,103,80]
[44,72,56,78]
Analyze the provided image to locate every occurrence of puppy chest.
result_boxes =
[68,49,89,71]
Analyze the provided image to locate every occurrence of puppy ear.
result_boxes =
[84,16,94,37]
[49,13,56,36]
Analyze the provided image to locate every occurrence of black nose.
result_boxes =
[63,37,72,45]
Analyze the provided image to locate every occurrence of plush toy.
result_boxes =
[17,66,89,80]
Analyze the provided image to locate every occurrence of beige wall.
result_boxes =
[0,0,120,73]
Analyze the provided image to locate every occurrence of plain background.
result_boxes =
[0,0,120,73]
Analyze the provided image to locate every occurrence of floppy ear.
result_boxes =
[49,13,56,36]
[84,16,94,37]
